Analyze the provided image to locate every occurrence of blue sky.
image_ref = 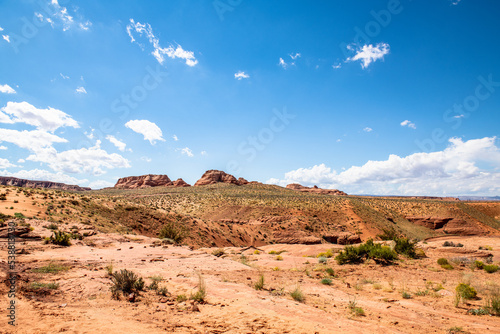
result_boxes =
[1,0,499,196]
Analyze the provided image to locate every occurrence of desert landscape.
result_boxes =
[1,171,499,334]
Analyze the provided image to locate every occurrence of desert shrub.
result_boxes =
[394,237,417,258]
[317,256,328,264]
[321,278,332,285]
[335,240,398,265]
[105,264,113,276]
[157,287,169,296]
[290,286,304,302]
[437,258,449,265]
[176,294,187,302]
[377,228,399,241]
[485,290,500,316]
[325,267,335,276]
[190,273,206,303]
[474,260,484,269]
[316,249,334,258]
[14,212,25,219]
[441,264,454,270]
[212,248,225,257]
[275,255,283,261]
[110,269,144,299]
[402,291,412,299]
[455,283,477,306]
[467,308,490,315]
[30,282,59,290]
[46,231,71,246]
[348,298,364,316]
[484,264,499,273]
[254,274,264,290]
[253,250,260,255]
[158,221,187,243]
[46,223,58,230]
[32,263,69,274]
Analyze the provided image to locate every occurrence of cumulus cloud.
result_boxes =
[0,158,16,169]
[88,179,115,189]
[267,137,500,196]
[234,71,250,80]
[2,35,10,43]
[0,84,16,94]
[346,43,390,69]
[75,86,87,94]
[363,127,373,132]
[26,140,131,175]
[400,120,416,129]
[0,145,7,150]
[332,63,342,69]
[106,135,127,152]
[125,119,165,144]
[0,101,79,132]
[126,19,198,67]
[172,134,179,141]
[180,147,194,157]
[0,128,67,150]
[0,168,88,185]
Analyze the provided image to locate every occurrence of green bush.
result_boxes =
[290,286,304,302]
[190,273,206,303]
[254,274,265,290]
[483,264,499,273]
[394,237,417,258]
[158,221,187,243]
[455,283,477,306]
[46,231,71,246]
[110,269,144,299]
[320,278,332,285]
[335,239,398,265]
[437,258,449,265]
[474,260,484,269]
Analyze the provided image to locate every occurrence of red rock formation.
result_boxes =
[237,177,249,185]
[323,232,361,245]
[273,230,322,245]
[286,183,347,196]
[194,170,244,186]
[0,176,90,191]
[172,178,190,187]
[115,174,173,189]
[406,216,478,235]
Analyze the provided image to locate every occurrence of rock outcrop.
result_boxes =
[172,178,190,187]
[115,174,173,189]
[194,170,248,186]
[0,176,90,191]
[286,183,347,196]
[323,232,361,245]
[273,230,322,245]
[406,216,477,235]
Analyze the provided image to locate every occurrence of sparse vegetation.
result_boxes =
[32,263,69,274]
[190,273,207,303]
[158,221,188,243]
[483,264,499,273]
[290,286,304,302]
[45,231,71,246]
[455,283,477,307]
[335,239,398,265]
[348,298,365,316]
[320,278,332,285]
[254,274,265,290]
[30,282,59,290]
[110,269,144,299]
[212,248,225,257]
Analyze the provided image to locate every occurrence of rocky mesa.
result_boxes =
[286,183,347,196]
[0,176,90,191]
[194,170,249,186]
[114,174,191,189]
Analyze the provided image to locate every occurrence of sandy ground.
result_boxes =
[1,220,500,334]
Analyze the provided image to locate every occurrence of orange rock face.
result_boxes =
[285,183,347,196]
[172,178,191,187]
[114,174,173,189]
[0,176,90,191]
[194,170,247,186]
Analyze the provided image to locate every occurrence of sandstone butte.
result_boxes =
[0,176,91,192]
[285,183,347,196]
[193,170,254,186]
[114,174,191,189]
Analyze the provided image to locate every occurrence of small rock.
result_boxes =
[128,293,136,302]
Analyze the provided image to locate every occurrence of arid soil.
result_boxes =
[1,219,499,334]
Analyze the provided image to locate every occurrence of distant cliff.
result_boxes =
[0,176,90,191]
[114,174,191,189]
[286,183,347,196]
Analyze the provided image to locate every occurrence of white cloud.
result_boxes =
[234,71,250,80]
[346,43,390,69]
[0,84,16,94]
[2,35,10,43]
[141,156,152,162]
[279,58,288,69]
[26,140,131,175]
[37,1,91,32]
[172,134,179,141]
[363,127,373,132]
[454,114,465,119]
[332,63,342,69]
[125,119,165,144]
[88,179,114,189]
[106,135,127,152]
[0,101,79,132]
[17,159,25,163]
[267,137,500,196]
[126,19,198,67]
[0,145,7,150]
[451,0,462,5]
[290,53,301,60]
[0,158,16,169]
[75,86,87,94]
[180,147,194,157]
[60,73,70,80]
[0,168,88,186]
[201,151,207,156]
[0,26,3,31]
[0,128,67,150]
[400,119,416,129]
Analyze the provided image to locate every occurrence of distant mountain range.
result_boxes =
[458,196,500,201]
